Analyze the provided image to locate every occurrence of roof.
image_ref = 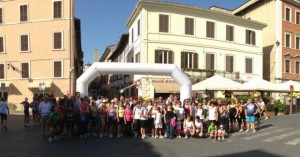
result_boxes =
[108,33,129,61]
[99,44,117,62]
[127,0,266,28]
[233,0,260,15]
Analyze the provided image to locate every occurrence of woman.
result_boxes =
[133,101,142,138]
[228,100,238,132]
[79,98,90,138]
[164,103,175,139]
[90,101,99,136]
[66,99,74,138]
[195,116,203,138]
[140,102,148,139]
[47,107,61,142]
[183,115,195,139]
[98,101,108,138]
[219,102,229,133]
[237,101,246,132]
[107,103,117,138]
[117,104,125,138]
[124,104,133,137]
[190,101,197,120]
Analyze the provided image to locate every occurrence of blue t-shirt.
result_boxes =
[31,101,39,112]
[245,103,257,116]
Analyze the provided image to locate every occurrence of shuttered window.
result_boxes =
[296,61,300,74]
[131,28,134,43]
[181,52,198,69]
[0,36,4,53]
[0,8,3,24]
[246,30,256,45]
[53,32,62,50]
[285,60,290,73]
[159,14,169,33]
[53,1,62,18]
[20,34,29,52]
[245,58,253,74]
[135,53,140,63]
[185,18,194,35]
[286,7,291,22]
[20,5,28,22]
[54,61,62,77]
[285,33,291,48]
[206,53,215,70]
[296,36,300,50]
[226,56,234,72]
[155,50,173,64]
[226,25,234,41]
[21,63,29,78]
[206,21,215,38]
[0,64,4,79]
[297,12,300,24]
[138,19,140,36]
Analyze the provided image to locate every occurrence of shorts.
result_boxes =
[140,120,148,128]
[246,116,255,122]
[0,114,7,120]
[134,119,141,132]
[148,118,154,129]
[24,111,30,116]
[155,123,162,129]
[108,117,117,127]
[42,115,49,128]
[32,110,38,115]
[118,117,125,125]
[100,117,106,126]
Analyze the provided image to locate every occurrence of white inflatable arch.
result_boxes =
[76,63,192,101]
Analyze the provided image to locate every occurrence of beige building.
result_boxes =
[0,0,83,107]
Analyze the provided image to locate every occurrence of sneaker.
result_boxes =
[152,135,155,138]
[252,129,256,133]
[117,134,120,138]
[239,129,243,132]
[142,135,146,139]
[177,136,179,139]
[185,135,188,139]
[109,133,113,138]
[164,134,168,138]
[179,135,182,139]
[48,137,53,142]
[155,135,158,139]
[99,133,103,138]
[159,135,164,139]
[245,129,249,133]
[218,137,221,141]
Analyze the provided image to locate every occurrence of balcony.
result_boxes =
[182,68,240,82]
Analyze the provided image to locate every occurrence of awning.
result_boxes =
[153,83,180,93]
[0,82,11,88]
[28,81,52,89]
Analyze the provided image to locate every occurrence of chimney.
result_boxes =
[94,49,99,62]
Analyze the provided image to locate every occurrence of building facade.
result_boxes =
[234,0,300,83]
[116,0,265,98]
[0,0,83,107]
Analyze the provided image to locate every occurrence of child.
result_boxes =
[21,97,30,128]
[176,117,182,138]
[217,124,226,141]
[154,109,163,138]
[206,121,217,139]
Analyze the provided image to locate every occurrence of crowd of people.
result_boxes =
[0,93,266,143]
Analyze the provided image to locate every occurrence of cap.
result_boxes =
[102,100,107,103]
[220,125,224,128]
[111,100,114,103]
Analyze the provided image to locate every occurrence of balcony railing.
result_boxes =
[182,68,240,81]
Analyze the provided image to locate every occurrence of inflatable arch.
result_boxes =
[76,63,192,101]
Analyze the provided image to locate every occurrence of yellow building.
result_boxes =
[0,0,83,108]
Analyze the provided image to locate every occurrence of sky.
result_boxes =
[75,0,248,64]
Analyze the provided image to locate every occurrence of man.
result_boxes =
[254,99,262,130]
[0,97,9,130]
[245,98,257,133]
[39,95,53,138]
[73,92,81,136]
[95,95,102,108]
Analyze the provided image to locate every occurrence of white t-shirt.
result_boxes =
[39,101,52,115]
[196,109,204,120]
[176,107,185,120]
[133,107,142,120]
[0,101,8,114]
[208,106,217,120]
[155,112,162,124]
[140,107,148,120]
[195,120,202,129]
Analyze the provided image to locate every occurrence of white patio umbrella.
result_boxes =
[192,75,242,91]
[240,78,288,92]
[278,80,300,92]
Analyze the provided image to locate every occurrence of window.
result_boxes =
[296,61,300,74]
[53,1,62,18]
[297,12,300,24]
[185,18,194,35]
[159,14,169,33]
[226,56,234,72]
[285,33,291,48]
[135,53,140,63]
[226,25,234,41]
[0,64,4,79]
[0,36,4,53]
[285,59,290,73]
[0,8,3,24]
[206,21,215,38]
[20,4,28,22]
[181,52,198,69]
[21,62,29,78]
[296,36,300,50]
[286,7,291,22]
[206,53,215,70]
[53,32,62,50]
[246,30,256,45]
[54,61,62,77]
[245,58,253,73]
[131,28,134,43]
[20,34,29,52]
[155,50,173,64]
[137,19,140,36]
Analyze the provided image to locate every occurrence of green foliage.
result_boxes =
[236,95,251,102]
[265,103,274,112]
[273,100,288,113]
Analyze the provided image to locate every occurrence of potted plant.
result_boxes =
[273,100,287,116]
[264,103,275,118]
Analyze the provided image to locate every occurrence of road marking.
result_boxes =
[285,138,300,146]
[231,126,276,137]
[242,128,290,140]
[263,130,300,143]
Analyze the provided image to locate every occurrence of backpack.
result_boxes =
[170,118,176,127]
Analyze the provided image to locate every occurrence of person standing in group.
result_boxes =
[66,99,75,138]
[107,102,117,138]
[72,92,81,136]
[0,97,9,130]
[164,103,175,139]
[245,98,257,133]
[117,104,125,138]
[90,101,99,137]
[140,102,149,139]
[183,115,195,139]
[30,97,40,127]
[228,100,238,133]
[133,101,142,138]
[39,95,53,138]
[124,104,133,137]
[79,98,90,138]
[47,107,61,142]
[154,108,163,139]
[98,101,108,138]
[21,97,30,128]
[208,101,218,126]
